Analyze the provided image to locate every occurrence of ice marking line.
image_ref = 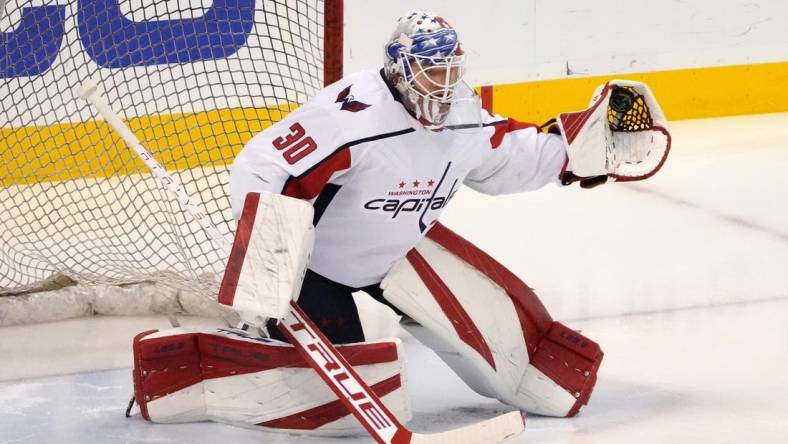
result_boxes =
[624,184,788,244]
[569,294,788,322]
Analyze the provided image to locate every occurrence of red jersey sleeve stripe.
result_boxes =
[281,127,416,200]
[489,118,539,149]
[282,147,351,200]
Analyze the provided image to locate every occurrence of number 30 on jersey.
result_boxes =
[272,123,318,165]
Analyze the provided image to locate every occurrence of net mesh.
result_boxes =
[0,1,328,305]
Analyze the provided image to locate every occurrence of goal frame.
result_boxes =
[324,0,344,86]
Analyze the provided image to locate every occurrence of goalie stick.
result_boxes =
[77,80,525,444]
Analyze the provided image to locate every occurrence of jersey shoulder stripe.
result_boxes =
[281,127,415,200]
[489,118,538,149]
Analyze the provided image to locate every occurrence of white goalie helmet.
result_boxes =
[384,11,467,130]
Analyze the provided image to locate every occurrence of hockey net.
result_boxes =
[0,0,342,325]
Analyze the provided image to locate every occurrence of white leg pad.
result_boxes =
[381,223,603,417]
[133,327,411,436]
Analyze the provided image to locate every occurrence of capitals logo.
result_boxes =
[363,162,458,232]
[335,85,371,112]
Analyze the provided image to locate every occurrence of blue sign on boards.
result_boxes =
[1,0,256,78]
[0,6,66,77]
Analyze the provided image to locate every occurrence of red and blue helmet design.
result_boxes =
[384,11,467,130]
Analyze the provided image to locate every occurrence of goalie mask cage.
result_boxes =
[0,0,343,325]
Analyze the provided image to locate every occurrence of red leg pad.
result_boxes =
[132,330,204,421]
[530,321,604,417]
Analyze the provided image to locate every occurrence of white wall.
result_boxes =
[4,1,786,127]
[344,0,788,85]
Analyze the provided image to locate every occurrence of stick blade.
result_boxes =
[409,411,525,444]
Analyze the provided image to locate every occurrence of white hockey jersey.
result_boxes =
[230,69,566,288]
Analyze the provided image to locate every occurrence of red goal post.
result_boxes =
[0,0,344,325]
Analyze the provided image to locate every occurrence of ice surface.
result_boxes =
[2,113,787,443]
[2,300,787,443]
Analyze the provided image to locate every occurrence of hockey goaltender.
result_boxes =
[129,9,671,439]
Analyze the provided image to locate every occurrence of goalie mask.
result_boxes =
[384,11,467,131]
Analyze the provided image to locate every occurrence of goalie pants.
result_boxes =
[266,269,401,344]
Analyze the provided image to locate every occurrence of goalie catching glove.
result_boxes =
[556,80,672,188]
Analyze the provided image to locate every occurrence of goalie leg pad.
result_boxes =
[132,327,411,435]
[380,222,603,417]
[526,321,603,417]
